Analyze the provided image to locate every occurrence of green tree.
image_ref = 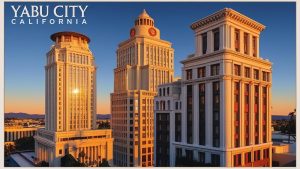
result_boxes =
[61,154,86,167]
[288,109,296,142]
[4,144,15,157]
[14,136,34,151]
[98,121,110,129]
[98,159,110,167]
[37,161,49,167]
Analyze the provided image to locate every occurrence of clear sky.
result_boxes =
[4,2,296,115]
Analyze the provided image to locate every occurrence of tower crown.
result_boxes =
[130,9,160,39]
[191,8,266,58]
[50,31,90,48]
[134,9,154,26]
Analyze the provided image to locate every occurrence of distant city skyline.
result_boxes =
[4,2,296,115]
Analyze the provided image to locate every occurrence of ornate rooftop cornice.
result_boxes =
[191,8,266,32]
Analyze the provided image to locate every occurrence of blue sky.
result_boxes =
[4,2,296,115]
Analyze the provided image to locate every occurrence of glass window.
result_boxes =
[262,71,269,81]
[244,67,250,78]
[254,69,259,80]
[245,152,251,164]
[235,29,240,52]
[252,36,257,57]
[198,67,206,78]
[244,33,249,54]
[211,64,220,76]
[211,154,220,166]
[213,28,220,51]
[234,64,241,76]
[186,69,193,80]
[254,150,260,161]
[234,154,242,166]
[202,33,207,54]
[198,152,205,164]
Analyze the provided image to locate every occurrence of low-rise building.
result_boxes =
[5,127,38,144]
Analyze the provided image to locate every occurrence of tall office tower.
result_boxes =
[34,32,113,167]
[111,10,174,167]
[155,8,272,167]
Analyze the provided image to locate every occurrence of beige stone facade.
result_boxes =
[34,32,113,166]
[111,10,174,167]
[155,8,272,167]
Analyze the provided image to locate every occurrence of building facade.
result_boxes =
[154,80,181,166]
[111,10,174,167]
[155,8,272,167]
[34,32,113,166]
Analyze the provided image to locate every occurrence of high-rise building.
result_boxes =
[155,8,272,167]
[111,10,174,167]
[34,32,113,167]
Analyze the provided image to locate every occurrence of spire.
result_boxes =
[138,9,151,18]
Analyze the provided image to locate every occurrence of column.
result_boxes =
[225,24,231,49]
[259,84,263,144]
[181,85,187,143]
[247,33,253,56]
[196,34,203,57]
[207,31,213,53]
[240,30,244,54]
[249,34,253,57]
[230,26,235,50]
[93,146,95,165]
[205,82,212,146]
[250,82,255,145]
[230,78,235,148]
[256,36,260,57]
[220,25,225,50]
[225,151,232,167]
[193,83,199,145]
[195,35,198,56]
[220,80,225,148]
[169,112,175,166]
[240,81,245,147]
[98,145,101,161]
[199,34,203,56]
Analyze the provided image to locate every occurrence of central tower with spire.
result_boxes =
[111,10,174,167]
